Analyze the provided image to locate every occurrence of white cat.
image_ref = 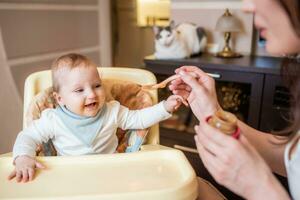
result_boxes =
[153,21,207,59]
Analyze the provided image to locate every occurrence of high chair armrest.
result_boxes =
[0,152,12,157]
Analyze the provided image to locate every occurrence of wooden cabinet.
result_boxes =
[202,68,264,128]
[260,74,291,132]
[144,54,288,131]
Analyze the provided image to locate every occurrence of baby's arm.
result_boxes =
[8,155,45,183]
[116,101,172,130]
[9,110,54,182]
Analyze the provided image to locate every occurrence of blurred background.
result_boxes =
[0,0,263,154]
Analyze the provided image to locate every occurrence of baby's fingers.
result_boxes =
[173,95,188,106]
[35,160,46,169]
[28,168,35,181]
[16,170,22,182]
[21,169,29,182]
[7,170,16,180]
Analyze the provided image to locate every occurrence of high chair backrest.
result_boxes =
[23,67,160,145]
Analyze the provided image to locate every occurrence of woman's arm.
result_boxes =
[238,120,287,176]
[170,66,287,175]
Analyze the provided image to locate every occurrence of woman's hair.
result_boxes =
[274,0,300,142]
[277,57,300,142]
[51,53,95,92]
[279,0,300,36]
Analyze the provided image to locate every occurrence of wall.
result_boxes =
[0,28,22,154]
[113,0,154,68]
[0,0,112,153]
[113,0,255,69]
[171,0,254,55]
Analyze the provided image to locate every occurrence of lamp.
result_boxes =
[215,9,242,58]
[136,0,170,27]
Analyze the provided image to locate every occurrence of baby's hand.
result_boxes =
[164,95,186,113]
[8,155,46,183]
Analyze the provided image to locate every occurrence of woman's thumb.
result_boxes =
[179,71,204,92]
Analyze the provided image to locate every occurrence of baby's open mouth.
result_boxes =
[85,102,97,108]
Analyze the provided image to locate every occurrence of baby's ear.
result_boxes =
[53,91,63,105]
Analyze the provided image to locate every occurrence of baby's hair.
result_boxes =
[51,53,96,92]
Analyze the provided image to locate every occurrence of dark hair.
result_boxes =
[276,57,300,142]
[273,0,300,142]
[279,0,300,36]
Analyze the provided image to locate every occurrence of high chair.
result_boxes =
[23,67,160,147]
[0,67,223,200]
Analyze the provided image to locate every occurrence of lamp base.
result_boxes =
[216,50,242,58]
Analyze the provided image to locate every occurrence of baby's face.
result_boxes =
[55,65,105,117]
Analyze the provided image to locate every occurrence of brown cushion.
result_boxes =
[26,79,153,155]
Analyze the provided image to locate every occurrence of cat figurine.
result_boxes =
[153,21,207,59]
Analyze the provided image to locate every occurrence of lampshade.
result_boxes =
[215,9,241,32]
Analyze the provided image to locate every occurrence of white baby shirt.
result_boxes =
[13,101,171,159]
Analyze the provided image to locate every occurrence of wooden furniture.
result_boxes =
[144,54,289,132]
[144,54,290,199]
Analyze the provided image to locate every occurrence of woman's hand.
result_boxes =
[169,66,220,122]
[194,122,290,199]
[8,155,46,183]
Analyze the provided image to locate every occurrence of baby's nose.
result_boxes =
[87,89,97,98]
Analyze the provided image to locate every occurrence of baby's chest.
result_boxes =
[54,122,117,144]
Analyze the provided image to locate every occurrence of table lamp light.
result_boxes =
[215,9,242,58]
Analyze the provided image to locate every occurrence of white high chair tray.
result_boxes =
[0,149,198,200]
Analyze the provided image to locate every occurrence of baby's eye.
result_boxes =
[95,84,101,88]
[74,89,84,93]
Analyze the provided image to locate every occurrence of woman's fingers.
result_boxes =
[196,123,228,148]
[175,66,202,75]
[178,71,200,88]
[179,66,206,76]
[177,66,215,89]
[196,122,243,165]
[176,66,209,82]
[169,82,192,91]
[178,71,208,98]
[195,125,224,156]
[194,135,222,174]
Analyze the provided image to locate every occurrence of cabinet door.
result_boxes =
[153,67,264,129]
[260,75,291,132]
[203,69,264,129]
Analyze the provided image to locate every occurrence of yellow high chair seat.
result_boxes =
[23,67,160,155]
[0,67,220,200]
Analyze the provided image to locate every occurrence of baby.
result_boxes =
[8,53,182,183]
